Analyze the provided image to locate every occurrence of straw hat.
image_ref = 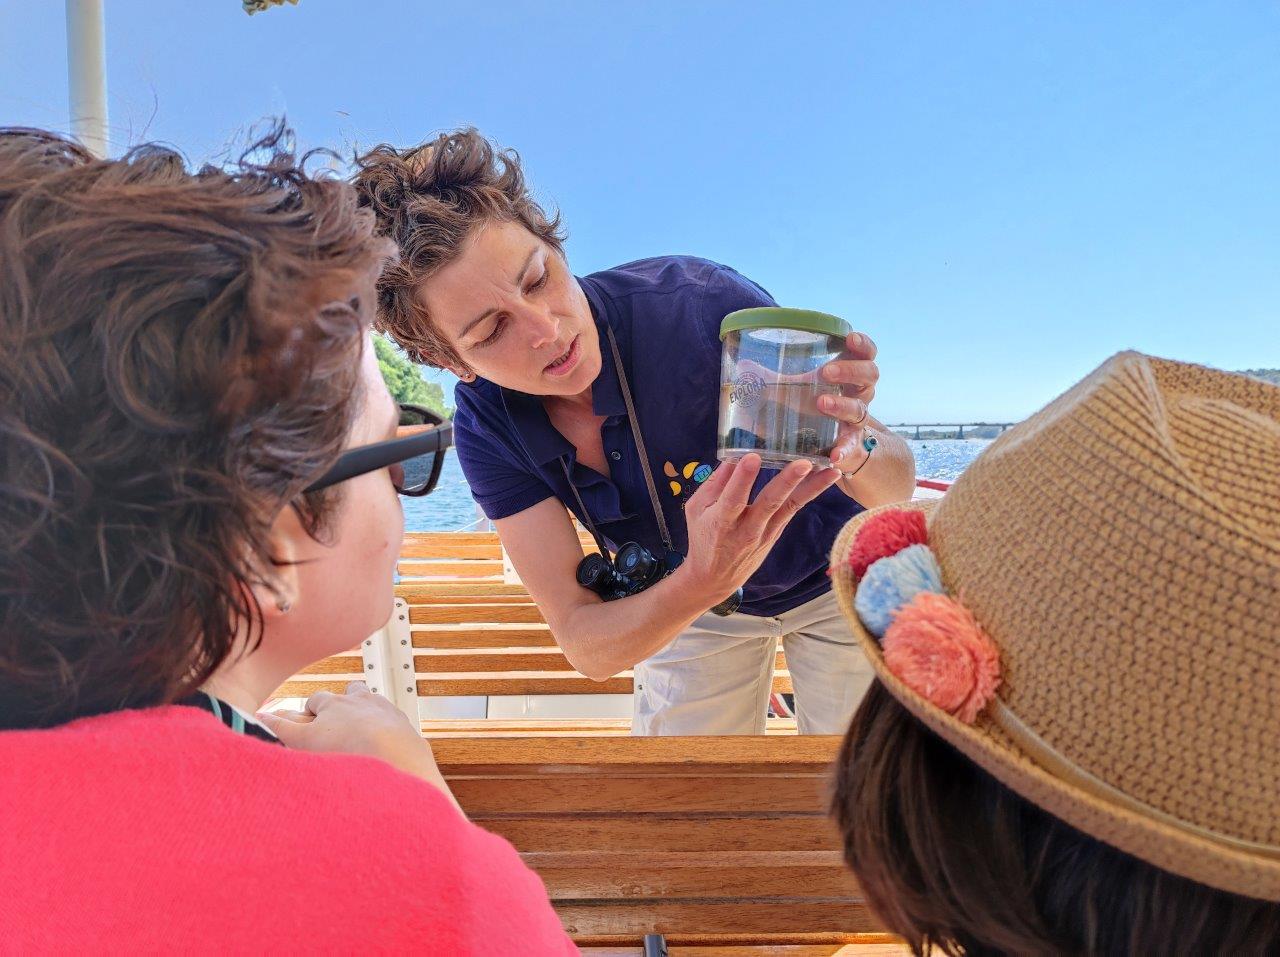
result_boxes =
[831,352,1280,901]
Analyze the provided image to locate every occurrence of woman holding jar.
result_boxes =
[352,129,916,735]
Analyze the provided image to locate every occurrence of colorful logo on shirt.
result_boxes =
[664,460,712,498]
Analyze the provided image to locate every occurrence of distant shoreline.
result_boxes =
[897,429,1003,440]
[891,369,1276,442]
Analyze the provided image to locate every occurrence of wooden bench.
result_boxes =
[272,530,894,949]
[433,734,891,950]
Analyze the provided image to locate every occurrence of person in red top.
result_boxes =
[0,125,576,954]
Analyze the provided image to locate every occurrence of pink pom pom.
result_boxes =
[881,592,1000,724]
[847,509,929,580]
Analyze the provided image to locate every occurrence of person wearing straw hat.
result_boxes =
[827,352,1280,952]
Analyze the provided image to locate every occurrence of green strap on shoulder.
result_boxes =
[204,691,246,735]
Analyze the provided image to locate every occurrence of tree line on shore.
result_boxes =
[375,335,452,419]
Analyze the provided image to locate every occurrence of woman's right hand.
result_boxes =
[677,453,839,607]
[257,682,461,812]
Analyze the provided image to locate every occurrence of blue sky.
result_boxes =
[2,1,1276,421]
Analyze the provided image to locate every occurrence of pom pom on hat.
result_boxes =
[854,544,944,638]
[882,591,1001,724]
[847,508,929,580]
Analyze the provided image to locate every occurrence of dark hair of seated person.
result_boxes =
[832,682,1280,956]
[0,124,390,729]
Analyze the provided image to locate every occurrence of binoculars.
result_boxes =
[576,543,743,617]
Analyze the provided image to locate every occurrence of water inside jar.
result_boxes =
[718,328,845,468]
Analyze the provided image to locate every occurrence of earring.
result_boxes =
[277,598,292,614]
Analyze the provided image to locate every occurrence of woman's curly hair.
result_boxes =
[0,124,393,729]
[350,128,565,370]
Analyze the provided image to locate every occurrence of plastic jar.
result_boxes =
[718,307,852,469]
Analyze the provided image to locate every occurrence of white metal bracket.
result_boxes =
[360,625,392,699]
[501,542,522,584]
[360,598,419,723]
[386,597,418,721]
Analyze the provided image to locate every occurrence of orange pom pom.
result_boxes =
[882,592,1000,724]
[847,508,929,580]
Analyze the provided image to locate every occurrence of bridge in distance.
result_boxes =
[886,422,1017,440]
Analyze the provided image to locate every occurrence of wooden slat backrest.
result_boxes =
[416,649,788,674]
[275,530,797,700]
[409,602,546,624]
[397,559,504,578]
[399,531,500,560]
[272,660,793,702]
[414,625,560,648]
[398,530,595,564]
[420,718,801,737]
[421,671,638,696]
[276,645,792,699]
[406,594,537,605]
[398,581,533,597]
[394,568,793,697]
[415,670,792,698]
[433,735,879,941]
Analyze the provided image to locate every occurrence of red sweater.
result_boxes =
[0,705,577,954]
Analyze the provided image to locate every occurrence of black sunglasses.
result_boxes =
[306,403,453,497]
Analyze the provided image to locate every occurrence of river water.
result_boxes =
[402,438,994,532]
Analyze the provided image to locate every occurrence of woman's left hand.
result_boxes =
[818,331,880,471]
[258,682,462,812]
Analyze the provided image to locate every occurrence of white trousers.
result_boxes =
[631,589,874,735]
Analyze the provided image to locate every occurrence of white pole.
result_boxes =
[65,0,109,158]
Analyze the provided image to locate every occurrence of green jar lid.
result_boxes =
[720,306,851,342]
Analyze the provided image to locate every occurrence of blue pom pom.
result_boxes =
[854,544,944,639]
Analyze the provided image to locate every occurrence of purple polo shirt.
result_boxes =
[451,256,864,616]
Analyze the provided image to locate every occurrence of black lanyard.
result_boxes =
[559,324,674,554]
